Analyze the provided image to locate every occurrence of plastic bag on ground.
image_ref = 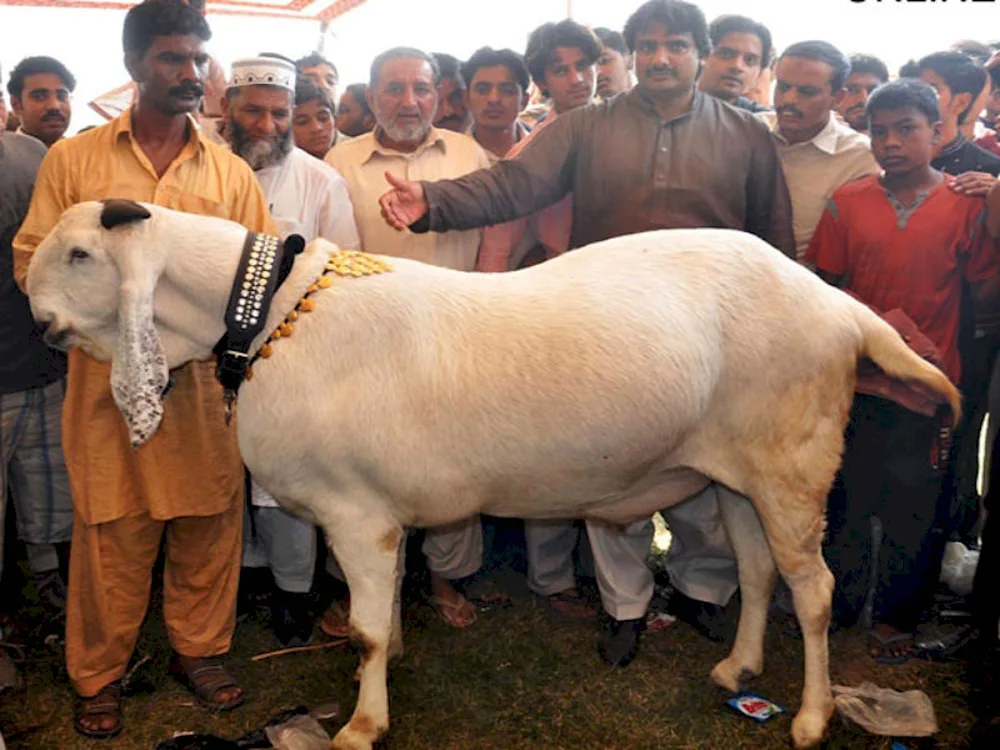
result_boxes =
[939,541,980,596]
[264,713,331,750]
[833,682,938,737]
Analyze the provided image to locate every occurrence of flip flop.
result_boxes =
[869,629,916,665]
[426,594,478,628]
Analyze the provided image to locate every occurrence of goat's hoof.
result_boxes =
[710,657,761,693]
[331,715,385,750]
[791,704,832,749]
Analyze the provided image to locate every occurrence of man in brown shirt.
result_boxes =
[379,0,794,668]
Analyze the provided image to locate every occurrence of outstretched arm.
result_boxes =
[378,112,579,234]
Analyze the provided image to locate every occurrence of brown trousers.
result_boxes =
[65,499,242,697]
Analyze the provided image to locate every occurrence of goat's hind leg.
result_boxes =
[324,510,405,750]
[710,485,777,692]
[754,491,835,750]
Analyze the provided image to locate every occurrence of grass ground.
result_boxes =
[0,560,980,750]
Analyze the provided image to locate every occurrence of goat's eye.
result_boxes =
[69,248,90,263]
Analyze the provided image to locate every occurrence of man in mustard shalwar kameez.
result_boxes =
[13,0,276,738]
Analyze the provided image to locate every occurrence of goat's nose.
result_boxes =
[36,318,51,334]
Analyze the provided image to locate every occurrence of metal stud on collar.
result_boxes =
[233,234,281,331]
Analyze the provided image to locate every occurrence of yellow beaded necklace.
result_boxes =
[244,249,393,381]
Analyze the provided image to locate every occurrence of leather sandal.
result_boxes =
[170,655,245,711]
[74,680,124,739]
[538,589,599,620]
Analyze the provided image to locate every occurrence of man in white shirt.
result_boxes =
[759,41,878,261]
[222,54,360,646]
[324,46,496,633]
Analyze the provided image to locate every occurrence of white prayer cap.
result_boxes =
[228,56,296,92]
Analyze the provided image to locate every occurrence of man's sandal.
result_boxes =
[869,629,916,665]
[426,595,478,628]
[538,589,599,620]
[74,681,124,739]
[169,656,245,711]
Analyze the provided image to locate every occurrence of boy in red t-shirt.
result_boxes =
[806,78,1000,663]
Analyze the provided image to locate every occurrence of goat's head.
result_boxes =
[28,199,169,448]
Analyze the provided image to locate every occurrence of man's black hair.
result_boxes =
[779,40,851,92]
[296,52,339,81]
[951,40,993,66]
[914,51,988,125]
[866,78,941,125]
[594,27,629,57]
[6,56,76,100]
[431,53,463,85]
[343,83,373,117]
[461,47,530,92]
[122,0,211,59]
[708,15,772,68]
[295,78,334,110]
[623,0,710,58]
[524,20,601,91]
[847,54,889,84]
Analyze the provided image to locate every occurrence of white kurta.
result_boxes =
[256,147,361,252]
[251,147,360,508]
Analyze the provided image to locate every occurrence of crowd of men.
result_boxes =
[2,0,1000,742]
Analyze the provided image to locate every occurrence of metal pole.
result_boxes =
[317,20,330,53]
[566,0,573,18]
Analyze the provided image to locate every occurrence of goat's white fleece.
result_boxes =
[26,202,959,750]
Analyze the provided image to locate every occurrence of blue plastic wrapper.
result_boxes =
[726,692,785,722]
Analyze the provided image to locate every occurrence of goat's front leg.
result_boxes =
[324,511,405,750]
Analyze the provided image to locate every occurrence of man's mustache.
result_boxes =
[42,110,65,121]
[169,82,204,98]
[778,106,804,118]
[646,66,675,77]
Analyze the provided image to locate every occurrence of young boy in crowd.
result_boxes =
[806,78,1000,663]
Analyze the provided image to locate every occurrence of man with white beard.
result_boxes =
[222,54,360,646]
[324,46,498,634]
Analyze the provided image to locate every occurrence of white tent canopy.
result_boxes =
[0,0,994,130]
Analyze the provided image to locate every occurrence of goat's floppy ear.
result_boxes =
[109,241,168,449]
[101,200,152,230]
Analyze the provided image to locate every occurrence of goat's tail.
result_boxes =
[854,305,962,427]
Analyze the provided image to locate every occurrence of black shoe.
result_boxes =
[599,617,645,668]
[272,591,313,648]
[668,590,732,643]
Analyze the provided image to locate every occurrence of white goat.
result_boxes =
[27,200,959,750]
